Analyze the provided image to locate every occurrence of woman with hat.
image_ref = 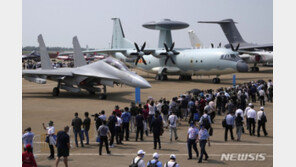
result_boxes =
[42,120,56,160]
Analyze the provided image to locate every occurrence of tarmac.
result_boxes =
[22,66,273,167]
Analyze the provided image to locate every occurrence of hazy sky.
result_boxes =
[23,0,273,48]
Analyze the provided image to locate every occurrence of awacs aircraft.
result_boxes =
[78,18,248,83]
[22,34,151,99]
[199,19,273,72]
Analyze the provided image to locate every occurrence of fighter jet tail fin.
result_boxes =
[72,36,87,67]
[37,34,53,69]
[188,30,203,48]
[111,18,134,49]
[198,19,246,44]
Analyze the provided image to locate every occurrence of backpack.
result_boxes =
[147,160,158,167]
[202,116,210,129]
[261,112,267,122]
[129,158,142,167]
[165,162,177,167]
[222,117,227,128]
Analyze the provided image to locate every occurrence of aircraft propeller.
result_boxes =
[211,42,222,48]
[131,42,150,65]
[230,43,240,51]
[160,42,179,65]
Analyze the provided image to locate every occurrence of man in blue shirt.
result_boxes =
[187,122,199,160]
[121,107,131,141]
[198,125,210,163]
[22,127,34,153]
[147,152,162,167]
[225,112,235,141]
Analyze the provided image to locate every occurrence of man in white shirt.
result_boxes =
[164,154,179,167]
[259,89,265,106]
[22,127,34,152]
[42,121,55,160]
[168,112,178,142]
[244,103,252,130]
[246,104,256,136]
[115,115,123,144]
[257,107,268,137]
[131,150,145,167]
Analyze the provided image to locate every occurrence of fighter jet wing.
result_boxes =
[22,69,73,76]
[72,68,120,81]
[59,48,156,56]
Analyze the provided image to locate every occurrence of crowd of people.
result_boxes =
[22,79,272,166]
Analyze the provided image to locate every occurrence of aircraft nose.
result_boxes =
[236,61,249,72]
[132,76,151,89]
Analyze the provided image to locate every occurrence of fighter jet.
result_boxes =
[22,34,151,99]
[199,19,273,72]
[74,18,248,83]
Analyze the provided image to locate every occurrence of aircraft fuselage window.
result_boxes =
[220,54,241,62]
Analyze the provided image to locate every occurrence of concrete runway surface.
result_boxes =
[22,66,273,167]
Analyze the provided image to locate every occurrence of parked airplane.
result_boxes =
[22,50,40,61]
[22,34,151,99]
[78,18,248,83]
[199,19,273,72]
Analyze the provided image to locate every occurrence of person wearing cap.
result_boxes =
[22,144,37,167]
[42,120,55,160]
[55,126,70,167]
[71,112,84,147]
[130,150,145,167]
[187,122,199,160]
[22,127,34,152]
[164,154,179,167]
[246,104,257,136]
[198,125,210,163]
[147,152,162,167]
[257,107,268,137]
[83,112,91,145]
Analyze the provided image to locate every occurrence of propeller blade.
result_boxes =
[164,43,169,52]
[172,50,180,55]
[170,42,175,51]
[170,57,176,64]
[164,56,170,65]
[141,42,146,51]
[230,43,235,51]
[235,43,240,51]
[141,57,147,65]
[144,51,151,55]
[134,42,140,52]
[218,43,221,48]
[135,57,140,65]
[211,43,214,48]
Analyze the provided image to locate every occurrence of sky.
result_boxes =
[23,0,273,48]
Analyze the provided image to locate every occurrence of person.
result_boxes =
[246,104,257,136]
[42,121,55,160]
[259,88,265,106]
[22,127,34,152]
[198,125,210,163]
[187,122,199,160]
[147,152,162,167]
[83,112,91,145]
[130,102,138,133]
[135,110,144,141]
[235,108,245,133]
[99,110,107,121]
[22,144,37,167]
[98,120,111,155]
[55,126,70,167]
[108,111,117,148]
[148,101,156,131]
[151,113,163,149]
[168,112,178,142]
[199,110,212,133]
[267,85,273,102]
[257,107,268,137]
[130,150,146,167]
[115,113,123,144]
[164,154,179,167]
[121,107,131,141]
[235,113,244,141]
[114,105,122,117]
[71,112,84,147]
[225,112,235,141]
[161,101,169,127]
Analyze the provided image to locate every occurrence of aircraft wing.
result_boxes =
[237,44,273,51]
[72,68,120,81]
[238,50,261,56]
[22,69,73,76]
[59,48,156,56]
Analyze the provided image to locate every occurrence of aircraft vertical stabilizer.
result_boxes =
[111,18,134,49]
[72,36,87,67]
[37,34,53,69]
[188,30,203,48]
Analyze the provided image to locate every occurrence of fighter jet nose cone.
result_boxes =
[236,61,249,72]
[132,76,151,89]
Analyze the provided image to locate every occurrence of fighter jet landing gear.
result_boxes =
[52,80,61,96]
[179,75,192,81]
[250,66,259,72]
[212,78,221,84]
[155,74,168,81]
[98,85,107,100]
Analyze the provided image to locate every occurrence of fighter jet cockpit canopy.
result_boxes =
[220,53,242,62]
[103,56,129,71]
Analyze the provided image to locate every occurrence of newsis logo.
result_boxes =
[221,153,266,161]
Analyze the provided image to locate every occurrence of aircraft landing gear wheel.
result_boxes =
[52,87,60,96]
[160,75,167,81]
[98,94,107,100]
[212,78,220,84]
